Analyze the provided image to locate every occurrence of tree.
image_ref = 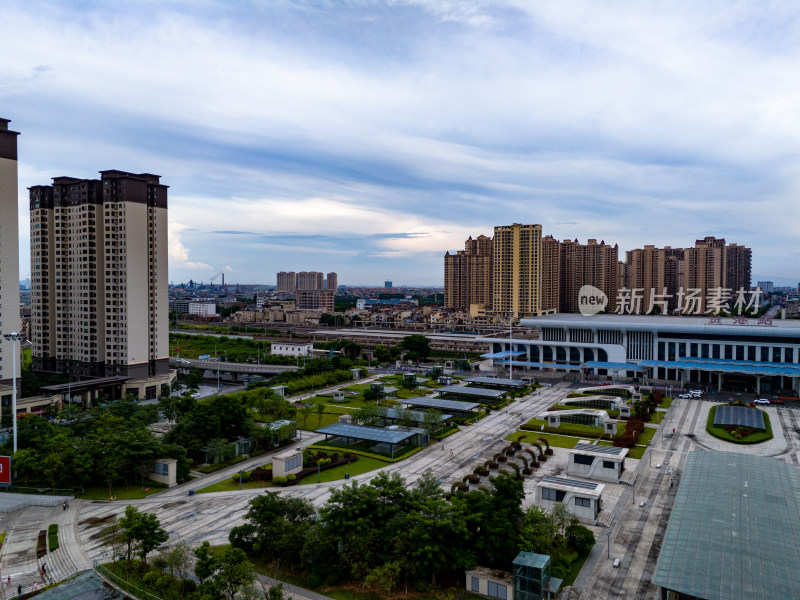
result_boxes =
[398,335,431,362]
[119,506,168,566]
[354,405,382,426]
[315,402,326,428]
[194,541,218,585]
[423,409,444,436]
[215,547,256,600]
[373,345,391,363]
[397,408,417,428]
[230,492,316,563]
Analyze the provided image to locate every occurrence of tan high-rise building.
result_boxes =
[297,271,324,290]
[0,119,21,397]
[276,271,296,292]
[444,235,493,311]
[492,223,544,318]
[626,245,683,314]
[29,170,170,390]
[726,244,752,293]
[325,272,338,291]
[540,236,561,313]
[558,238,618,313]
[682,236,727,312]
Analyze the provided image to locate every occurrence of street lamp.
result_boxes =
[508,310,514,381]
[3,332,23,454]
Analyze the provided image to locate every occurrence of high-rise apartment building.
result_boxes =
[625,246,683,313]
[276,271,296,292]
[540,236,561,313]
[726,244,752,293]
[29,170,173,398]
[325,272,338,291]
[682,237,727,312]
[0,119,21,399]
[558,239,618,313]
[444,235,493,311]
[297,271,324,290]
[492,223,545,318]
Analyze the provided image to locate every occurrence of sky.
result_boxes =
[2,1,800,287]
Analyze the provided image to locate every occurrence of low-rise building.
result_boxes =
[536,476,604,522]
[189,302,218,317]
[567,441,628,482]
[270,343,314,357]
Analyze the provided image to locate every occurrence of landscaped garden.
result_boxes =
[706,404,773,444]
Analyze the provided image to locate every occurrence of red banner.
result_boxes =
[0,456,10,485]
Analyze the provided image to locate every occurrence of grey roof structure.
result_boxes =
[513,551,549,569]
[381,408,452,422]
[541,476,601,491]
[653,451,800,600]
[465,376,527,388]
[400,397,481,412]
[713,405,766,430]
[316,423,416,444]
[573,442,627,457]
[437,385,506,398]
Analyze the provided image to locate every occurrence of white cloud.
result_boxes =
[168,221,212,270]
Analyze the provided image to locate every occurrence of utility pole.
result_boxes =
[508,310,514,380]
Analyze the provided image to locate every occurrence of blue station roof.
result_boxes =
[482,350,526,358]
[583,361,644,371]
[465,376,528,388]
[639,359,800,377]
[400,397,482,412]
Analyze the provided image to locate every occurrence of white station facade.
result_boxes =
[480,314,800,396]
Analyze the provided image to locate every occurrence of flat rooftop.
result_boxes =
[437,385,506,398]
[316,423,416,444]
[517,313,800,338]
[465,376,528,388]
[573,442,628,458]
[653,451,800,600]
[539,476,604,496]
[400,397,481,412]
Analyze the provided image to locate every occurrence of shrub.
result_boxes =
[287,473,296,481]
[251,466,273,481]
[142,571,159,586]
[48,524,58,535]
[232,471,252,484]
[273,476,288,485]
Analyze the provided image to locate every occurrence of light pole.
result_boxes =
[607,529,612,559]
[3,333,23,454]
[508,310,513,380]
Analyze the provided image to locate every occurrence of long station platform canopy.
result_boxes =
[316,423,416,445]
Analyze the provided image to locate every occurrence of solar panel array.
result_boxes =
[317,423,416,444]
[542,476,599,490]
[713,405,766,430]
[401,397,482,411]
[573,443,625,456]
[437,385,506,398]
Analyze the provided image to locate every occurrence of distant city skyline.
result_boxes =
[2,2,800,286]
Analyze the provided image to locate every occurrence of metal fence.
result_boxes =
[93,561,163,600]
[0,489,74,513]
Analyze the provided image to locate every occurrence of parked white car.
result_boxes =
[754,398,770,405]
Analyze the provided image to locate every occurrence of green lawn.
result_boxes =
[340,384,372,393]
[649,411,665,424]
[197,478,274,493]
[706,405,773,444]
[77,482,167,500]
[523,418,608,439]
[659,397,674,409]
[561,548,593,588]
[299,412,342,431]
[505,431,584,449]
[0,532,6,548]
[296,456,387,485]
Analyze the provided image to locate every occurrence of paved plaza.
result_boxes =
[3,383,799,599]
